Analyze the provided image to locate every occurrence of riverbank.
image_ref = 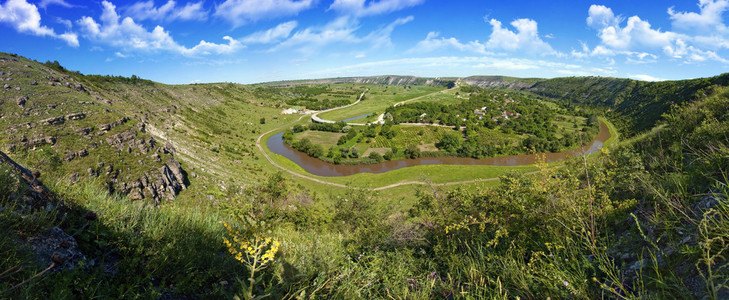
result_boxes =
[257,118,616,189]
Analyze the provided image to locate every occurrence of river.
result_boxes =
[266,121,611,177]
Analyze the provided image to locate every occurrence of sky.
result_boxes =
[1,0,728,84]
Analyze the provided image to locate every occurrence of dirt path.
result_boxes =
[310,90,367,124]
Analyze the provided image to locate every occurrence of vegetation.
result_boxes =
[1,53,728,298]
[286,87,601,163]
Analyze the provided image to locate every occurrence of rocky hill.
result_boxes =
[0,53,189,204]
[266,75,455,88]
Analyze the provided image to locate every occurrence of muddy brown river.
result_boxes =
[267,121,611,177]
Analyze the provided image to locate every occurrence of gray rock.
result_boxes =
[76,127,92,135]
[39,116,65,125]
[17,96,27,107]
[66,113,85,120]
[29,227,85,270]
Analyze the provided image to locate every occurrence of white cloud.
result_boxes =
[669,0,729,34]
[299,55,598,80]
[473,60,538,71]
[242,21,297,44]
[363,15,413,48]
[125,1,207,22]
[0,0,78,46]
[411,32,488,54]
[38,0,77,9]
[629,74,666,81]
[272,15,412,54]
[329,0,424,17]
[56,17,72,29]
[485,18,555,55]
[584,2,729,64]
[411,18,556,56]
[214,0,314,27]
[586,5,621,29]
[77,1,242,56]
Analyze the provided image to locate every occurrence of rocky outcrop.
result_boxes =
[0,151,86,270]
[105,129,156,154]
[115,159,187,204]
[98,117,129,132]
[39,116,65,126]
[461,76,537,90]
[29,227,86,270]
[26,136,56,147]
[269,75,455,88]
[66,113,85,120]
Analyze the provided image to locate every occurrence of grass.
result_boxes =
[296,131,345,146]
[318,85,444,121]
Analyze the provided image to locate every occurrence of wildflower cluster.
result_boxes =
[223,221,280,299]
[223,222,280,267]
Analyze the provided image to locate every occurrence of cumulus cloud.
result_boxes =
[214,0,314,27]
[125,0,207,22]
[242,21,297,44]
[77,1,241,56]
[329,0,424,17]
[669,0,729,34]
[0,0,78,46]
[485,18,555,54]
[583,2,729,64]
[412,17,555,56]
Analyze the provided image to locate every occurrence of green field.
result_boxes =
[318,85,444,121]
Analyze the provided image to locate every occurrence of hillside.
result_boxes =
[1,52,728,298]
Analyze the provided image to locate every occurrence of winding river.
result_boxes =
[267,121,611,177]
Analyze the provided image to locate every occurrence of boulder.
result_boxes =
[66,113,85,120]
[39,116,65,126]
[29,227,86,270]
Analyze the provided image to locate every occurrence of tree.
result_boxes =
[383,150,394,161]
[404,145,420,159]
[368,152,383,163]
[260,117,266,124]
[436,134,462,153]
[349,147,360,158]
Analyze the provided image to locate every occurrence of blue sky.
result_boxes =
[0,0,727,84]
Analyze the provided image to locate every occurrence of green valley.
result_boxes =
[1,52,728,299]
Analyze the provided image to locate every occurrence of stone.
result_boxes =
[3,84,9,89]
[66,113,85,120]
[39,116,65,126]
[30,80,37,85]
[76,127,92,135]
[17,96,27,107]
[77,149,88,157]
[29,227,85,270]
